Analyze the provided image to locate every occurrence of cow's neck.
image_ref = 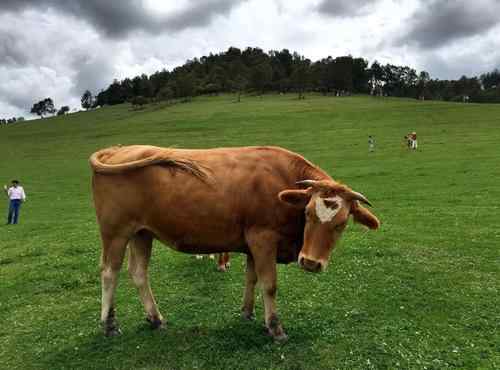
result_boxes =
[294,158,331,183]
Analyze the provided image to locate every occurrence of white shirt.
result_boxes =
[7,186,26,200]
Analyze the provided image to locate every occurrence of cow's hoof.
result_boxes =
[103,323,122,337]
[241,310,255,321]
[266,327,288,342]
[146,316,166,330]
[105,327,122,337]
[272,332,288,343]
[267,314,287,342]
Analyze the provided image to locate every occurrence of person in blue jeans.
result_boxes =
[4,180,26,225]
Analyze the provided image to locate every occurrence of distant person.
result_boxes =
[405,132,418,150]
[4,180,26,225]
[404,134,412,149]
[368,135,375,152]
[410,132,418,150]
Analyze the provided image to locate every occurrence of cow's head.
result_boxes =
[278,179,380,273]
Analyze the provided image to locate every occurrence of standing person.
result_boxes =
[411,132,418,150]
[404,134,412,149]
[368,135,375,152]
[4,180,26,225]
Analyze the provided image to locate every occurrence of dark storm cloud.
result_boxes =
[396,0,500,49]
[0,0,245,38]
[316,0,380,17]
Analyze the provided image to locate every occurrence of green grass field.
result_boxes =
[1,94,499,370]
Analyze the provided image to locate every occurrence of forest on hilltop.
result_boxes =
[91,46,500,107]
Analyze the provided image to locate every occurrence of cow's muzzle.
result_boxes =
[298,256,323,273]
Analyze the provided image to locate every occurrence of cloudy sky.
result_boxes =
[1,0,500,118]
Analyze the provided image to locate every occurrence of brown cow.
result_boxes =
[90,145,379,341]
[195,252,231,272]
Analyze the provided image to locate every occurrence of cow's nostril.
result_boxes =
[300,257,322,273]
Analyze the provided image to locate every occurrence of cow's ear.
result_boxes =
[278,189,311,209]
[351,202,380,229]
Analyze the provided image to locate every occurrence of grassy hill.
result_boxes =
[1,94,499,370]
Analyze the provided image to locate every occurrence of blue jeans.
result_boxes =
[7,199,22,224]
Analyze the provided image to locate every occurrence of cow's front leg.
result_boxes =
[246,230,287,342]
[241,254,257,320]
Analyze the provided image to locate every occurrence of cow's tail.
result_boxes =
[89,146,210,181]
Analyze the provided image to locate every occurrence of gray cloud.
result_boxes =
[0,79,35,110]
[0,10,113,115]
[0,30,30,66]
[0,0,245,38]
[396,0,500,49]
[70,52,116,96]
[316,0,380,17]
[0,64,72,117]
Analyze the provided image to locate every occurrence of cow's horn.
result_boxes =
[296,180,318,187]
[351,191,373,207]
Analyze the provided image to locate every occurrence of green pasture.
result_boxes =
[0,94,499,369]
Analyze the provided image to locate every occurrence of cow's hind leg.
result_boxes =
[100,235,128,336]
[217,252,230,272]
[128,231,165,330]
[241,254,257,320]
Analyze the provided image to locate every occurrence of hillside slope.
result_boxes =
[1,94,499,370]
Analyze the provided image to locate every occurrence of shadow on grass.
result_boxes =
[39,254,324,369]
[43,315,319,370]
[42,255,321,368]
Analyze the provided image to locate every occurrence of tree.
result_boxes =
[30,98,56,118]
[480,69,500,89]
[250,61,273,95]
[57,106,70,116]
[416,71,430,100]
[132,74,153,98]
[291,56,311,99]
[156,86,174,102]
[81,90,94,110]
[332,56,354,93]
[352,58,369,93]
[106,80,126,105]
[131,96,149,109]
[231,75,248,102]
[174,73,195,101]
[369,61,384,96]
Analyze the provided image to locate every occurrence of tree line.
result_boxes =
[1,98,71,125]
[2,47,500,125]
[88,47,500,106]
[0,117,25,125]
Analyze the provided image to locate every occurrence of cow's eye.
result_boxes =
[335,223,347,231]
